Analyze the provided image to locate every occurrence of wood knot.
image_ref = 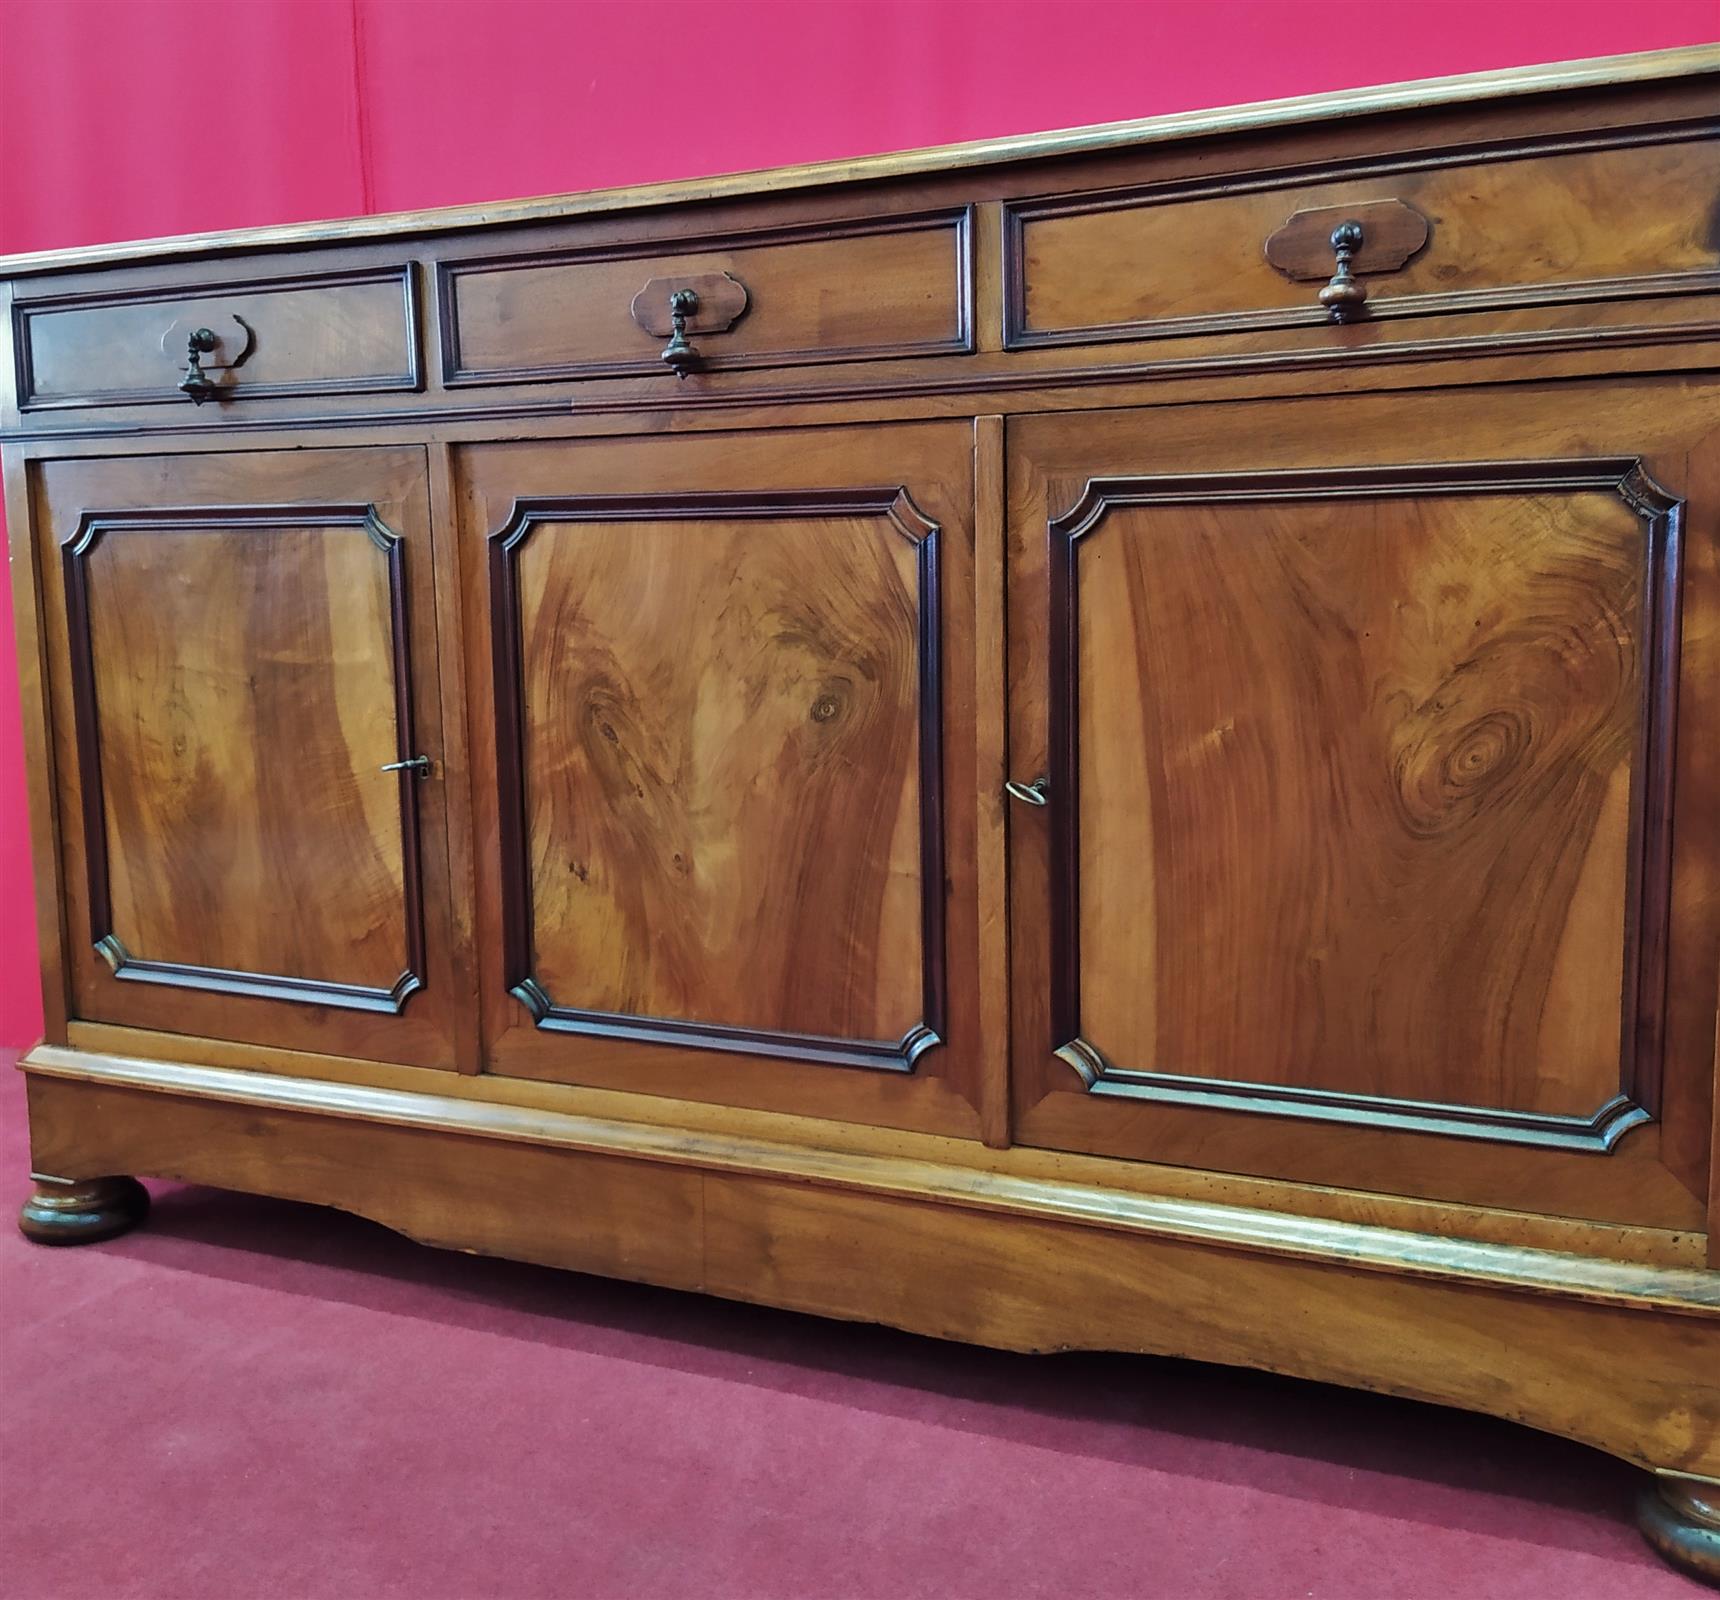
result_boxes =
[1440,712,1525,791]
[1394,708,1532,836]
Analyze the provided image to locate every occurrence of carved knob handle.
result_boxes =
[177,327,219,404]
[660,288,701,378]
[1317,221,1368,324]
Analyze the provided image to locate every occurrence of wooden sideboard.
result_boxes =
[6,46,1719,1582]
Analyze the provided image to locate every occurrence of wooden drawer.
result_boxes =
[1006,126,1720,351]
[14,265,421,409]
[437,209,972,385]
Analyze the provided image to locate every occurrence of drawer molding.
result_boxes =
[6,298,1718,446]
[486,487,948,1071]
[435,208,974,386]
[1044,459,1682,1154]
[13,264,423,410]
[1004,120,1720,351]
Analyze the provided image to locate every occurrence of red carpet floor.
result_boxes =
[1,1056,1706,1600]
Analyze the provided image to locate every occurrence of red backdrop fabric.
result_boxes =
[1,0,1715,1048]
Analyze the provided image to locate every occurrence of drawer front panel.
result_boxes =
[1007,128,1720,349]
[16,266,420,408]
[439,210,972,384]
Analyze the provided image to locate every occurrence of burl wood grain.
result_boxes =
[1077,487,1643,1117]
[88,521,408,987]
[517,511,925,1042]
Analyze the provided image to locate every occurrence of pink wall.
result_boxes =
[1,0,1715,1047]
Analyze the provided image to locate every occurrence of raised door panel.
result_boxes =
[459,424,985,1136]
[36,448,457,1068]
[1007,384,1720,1229]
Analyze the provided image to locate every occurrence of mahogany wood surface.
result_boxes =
[6,50,1720,1575]
[1,71,1712,442]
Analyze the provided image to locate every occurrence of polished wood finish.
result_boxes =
[439,210,970,385]
[66,504,426,1012]
[7,49,1720,1585]
[1008,129,1720,351]
[1263,199,1431,281]
[454,425,986,1134]
[21,1062,1720,1482]
[16,266,418,408]
[1054,462,1667,1140]
[33,448,460,1066]
[1005,384,1720,1236]
[490,486,943,1069]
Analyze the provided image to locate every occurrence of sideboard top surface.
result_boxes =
[0,43,1714,280]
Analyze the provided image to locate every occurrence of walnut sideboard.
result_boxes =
[6,46,1720,1581]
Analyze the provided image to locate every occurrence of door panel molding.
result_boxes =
[1046,458,1681,1152]
[62,502,429,1014]
[487,487,947,1071]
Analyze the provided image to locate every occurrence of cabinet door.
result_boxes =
[35,447,458,1067]
[1007,383,1720,1230]
[458,422,986,1137]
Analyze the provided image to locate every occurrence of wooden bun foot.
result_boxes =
[18,1176,149,1245]
[1639,1474,1720,1587]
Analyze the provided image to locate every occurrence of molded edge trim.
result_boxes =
[0,46,1715,278]
[18,1044,1719,1318]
